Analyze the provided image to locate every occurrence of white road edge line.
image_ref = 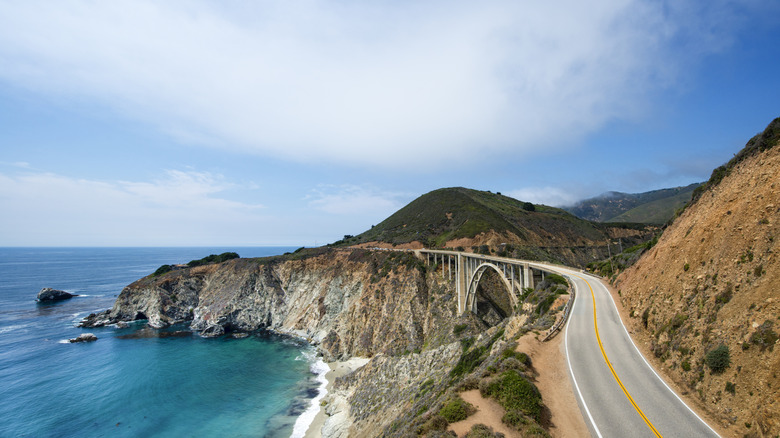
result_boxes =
[597,279,722,438]
[564,275,603,438]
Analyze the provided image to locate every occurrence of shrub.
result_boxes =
[546,273,568,286]
[453,323,469,336]
[522,202,536,212]
[451,345,487,377]
[187,252,240,267]
[502,410,529,428]
[465,424,499,438]
[439,396,475,423]
[681,360,691,372]
[705,344,730,374]
[750,320,778,351]
[481,370,542,421]
[725,381,736,395]
[417,415,448,434]
[152,264,172,276]
[642,308,650,328]
[683,263,690,272]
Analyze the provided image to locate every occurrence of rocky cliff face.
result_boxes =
[81,247,565,436]
[615,127,780,437]
[83,250,460,361]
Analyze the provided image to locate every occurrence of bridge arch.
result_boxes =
[464,262,518,314]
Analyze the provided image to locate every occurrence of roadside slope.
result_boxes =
[615,119,780,437]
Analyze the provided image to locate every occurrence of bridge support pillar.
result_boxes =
[456,254,467,314]
[523,264,534,290]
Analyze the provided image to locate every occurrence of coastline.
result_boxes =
[300,357,370,438]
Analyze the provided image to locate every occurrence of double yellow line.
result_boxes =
[574,273,663,438]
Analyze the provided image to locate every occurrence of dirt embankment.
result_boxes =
[615,144,780,437]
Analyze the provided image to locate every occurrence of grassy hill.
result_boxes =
[332,187,656,267]
[566,183,701,224]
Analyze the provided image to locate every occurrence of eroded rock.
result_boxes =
[36,288,76,302]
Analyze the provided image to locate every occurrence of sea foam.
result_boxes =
[290,357,330,438]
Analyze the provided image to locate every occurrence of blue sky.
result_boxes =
[1,0,779,246]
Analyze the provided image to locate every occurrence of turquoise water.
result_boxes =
[0,248,320,437]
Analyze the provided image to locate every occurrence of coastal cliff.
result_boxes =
[83,249,455,361]
[82,247,567,436]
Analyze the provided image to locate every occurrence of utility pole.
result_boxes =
[607,240,613,274]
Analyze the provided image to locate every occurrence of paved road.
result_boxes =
[535,264,720,438]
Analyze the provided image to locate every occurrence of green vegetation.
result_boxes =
[480,369,543,422]
[725,381,736,395]
[187,252,240,267]
[750,321,778,352]
[465,424,504,438]
[439,396,475,423]
[453,323,469,336]
[566,183,701,224]
[705,344,731,374]
[328,187,639,254]
[152,264,173,276]
[692,117,780,203]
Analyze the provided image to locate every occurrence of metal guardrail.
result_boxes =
[541,276,575,342]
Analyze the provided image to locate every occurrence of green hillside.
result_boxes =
[566,183,701,224]
[331,187,655,267]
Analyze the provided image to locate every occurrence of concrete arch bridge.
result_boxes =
[415,249,555,315]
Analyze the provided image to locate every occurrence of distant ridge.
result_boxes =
[565,183,701,224]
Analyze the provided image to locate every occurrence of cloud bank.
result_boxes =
[0,0,750,169]
[0,170,267,246]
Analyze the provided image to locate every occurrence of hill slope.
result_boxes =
[335,187,656,268]
[615,117,780,437]
[566,183,701,223]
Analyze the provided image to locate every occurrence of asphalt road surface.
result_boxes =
[539,265,720,438]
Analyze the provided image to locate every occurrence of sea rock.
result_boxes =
[36,288,76,302]
[69,333,98,343]
[79,310,115,328]
[200,324,225,338]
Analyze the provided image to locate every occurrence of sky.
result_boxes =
[1,0,779,247]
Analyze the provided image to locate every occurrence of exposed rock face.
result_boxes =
[69,333,97,343]
[80,250,459,361]
[37,288,76,302]
[80,248,560,436]
[616,134,780,436]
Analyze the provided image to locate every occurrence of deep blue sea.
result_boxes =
[0,247,325,438]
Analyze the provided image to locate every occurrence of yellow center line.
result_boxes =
[573,273,663,438]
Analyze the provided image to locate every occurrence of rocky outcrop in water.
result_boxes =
[69,333,97,343]
[37,288,76,302]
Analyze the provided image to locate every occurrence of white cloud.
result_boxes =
[0,169,268,246]
[506,187,583,207]
[307,184,405,216]
[0,0,753,169]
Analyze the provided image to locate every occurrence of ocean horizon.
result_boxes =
[0,247,326,437]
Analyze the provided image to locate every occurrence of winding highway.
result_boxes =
[538,264,720,437]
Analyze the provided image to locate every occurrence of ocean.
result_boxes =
[0,247,326,438]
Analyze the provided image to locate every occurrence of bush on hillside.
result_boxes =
[480,370,542,421]
[439,396,475,423]
[705,344,730,373]
[187,252,240,267]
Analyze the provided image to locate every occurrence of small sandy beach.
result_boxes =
[303,357,370,438]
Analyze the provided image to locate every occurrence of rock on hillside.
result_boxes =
[615,119,780,437]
